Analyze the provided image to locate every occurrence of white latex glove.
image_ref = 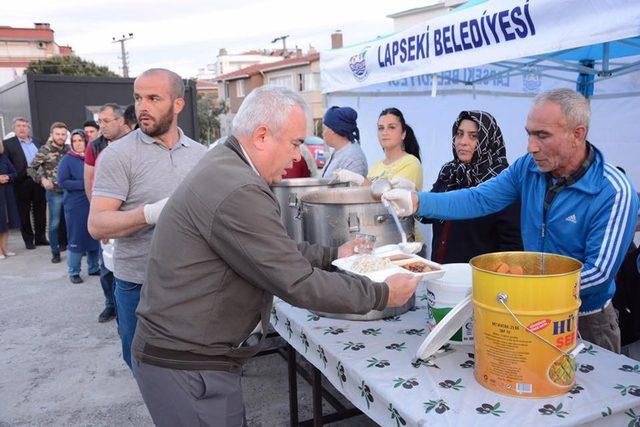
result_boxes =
[389,176,416,191]
[381,189,415,217]
[333,169,365,185]
[143,197,169,225]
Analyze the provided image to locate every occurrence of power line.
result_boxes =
[271,35,290,57]
[112,33,133,77]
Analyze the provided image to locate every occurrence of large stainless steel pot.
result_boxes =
[301,187,416,320]
[313,295,416,321]
[300,187,415,247]
[270,178,347,242]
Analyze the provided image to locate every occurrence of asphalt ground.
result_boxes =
[0,230,376,426]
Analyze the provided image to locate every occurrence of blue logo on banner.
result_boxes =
[523,65,542,92]
[349,47,370,82]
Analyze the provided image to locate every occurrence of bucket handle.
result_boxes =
[496,293,584,360]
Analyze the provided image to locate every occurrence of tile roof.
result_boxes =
[216,52,319,82]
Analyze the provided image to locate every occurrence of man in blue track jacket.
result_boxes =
[383,88,639,353]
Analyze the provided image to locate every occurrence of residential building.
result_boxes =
[196,79,219,99]
[0,23,74,86]
[216,52,321,136]
[196,48,300,80]
[387,1,468,31]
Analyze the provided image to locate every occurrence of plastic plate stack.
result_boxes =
[332,245,446,282]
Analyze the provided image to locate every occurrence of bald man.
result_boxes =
[88,68,207,369]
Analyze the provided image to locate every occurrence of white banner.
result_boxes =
[321,0,640,93]
[341,56,640,96]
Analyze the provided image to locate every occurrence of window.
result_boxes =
[236,80,245,98]
[224,81,230,100]
[311,72,321,91]
[298,73,321,92]
[268,75,293,90]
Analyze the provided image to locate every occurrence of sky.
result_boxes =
[4,0,430,78]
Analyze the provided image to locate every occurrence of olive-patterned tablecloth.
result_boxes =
[270,286,640,426]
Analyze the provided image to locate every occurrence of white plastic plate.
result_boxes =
[332,252,446,282]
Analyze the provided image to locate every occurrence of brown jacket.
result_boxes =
[133,136,388,370]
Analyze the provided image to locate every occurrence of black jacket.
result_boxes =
[2,136,42,184]
[90,135,109,159]
[426,179,523,264]
[613,244,640,346]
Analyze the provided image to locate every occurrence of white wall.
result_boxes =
[0,67,24,86]
[391,1,467,32]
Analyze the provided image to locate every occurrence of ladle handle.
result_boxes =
[383,199,407,244]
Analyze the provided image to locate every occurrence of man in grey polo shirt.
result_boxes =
[88,68,206,369]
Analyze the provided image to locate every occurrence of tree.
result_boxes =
[197,94,228,144]
[25,55,118,77]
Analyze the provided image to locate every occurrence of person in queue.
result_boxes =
[123,104,138,131]
[84,103,132,324]
[382,88,639,353]
[424,110,522,263]
[84,104,131,199]
[130,86,419,425]
[281,143,318,178]
[83,120,100,144]
[0,139,20,258]
[28,122,69,263]
[320,106,368,178]
[57,129,99,283]
[88,68,207,369]
[2,118,48,250]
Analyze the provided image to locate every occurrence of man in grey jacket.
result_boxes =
[131,86,419,426]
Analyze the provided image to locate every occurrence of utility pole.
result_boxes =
[271,35,290,57]
[112,33,134,77]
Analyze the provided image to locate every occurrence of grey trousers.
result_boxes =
[132,355,246,427]
[579,303,621,353]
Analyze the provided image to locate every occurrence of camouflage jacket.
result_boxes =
[27,139,68,192]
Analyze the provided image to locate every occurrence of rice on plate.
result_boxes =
[350,254,391,273]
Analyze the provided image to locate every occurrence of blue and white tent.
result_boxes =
[320,0,640,188]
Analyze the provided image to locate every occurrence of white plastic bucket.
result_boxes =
[424,263,473,344]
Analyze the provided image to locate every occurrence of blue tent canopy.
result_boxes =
[446,0,640,96]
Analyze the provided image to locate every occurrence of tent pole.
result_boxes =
[546,57,597,75]
[607,60,640,74]
[593,61,640,82]
[430,74,438,97]
[602,43,611,76]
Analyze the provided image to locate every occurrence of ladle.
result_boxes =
[370,177,392,201]
[370,178,423,255]
[382,197,423,255]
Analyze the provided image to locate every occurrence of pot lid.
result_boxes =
[271,177,342,187]
[415,295,472,360]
